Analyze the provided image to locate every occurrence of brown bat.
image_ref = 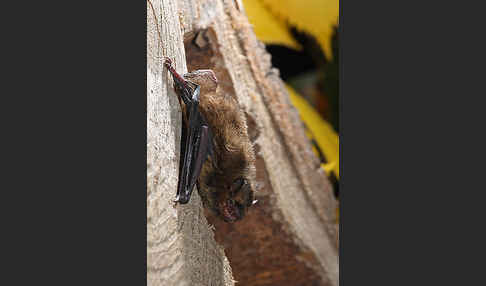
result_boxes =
[164,58,257,223]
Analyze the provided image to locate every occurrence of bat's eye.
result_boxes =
[230,178,246,192]
[231,177,254,208]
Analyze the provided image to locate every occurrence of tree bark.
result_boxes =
[147,1,339,286]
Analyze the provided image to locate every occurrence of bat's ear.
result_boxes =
[231,177,254,207]
[246,186,255,207]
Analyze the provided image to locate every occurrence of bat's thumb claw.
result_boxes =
[164,57,173,67]
[174,194,189,204]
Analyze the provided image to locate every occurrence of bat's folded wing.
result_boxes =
[175,86,212,204]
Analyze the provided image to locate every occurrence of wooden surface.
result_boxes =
[147,0,234,285]
[147,0,339,285]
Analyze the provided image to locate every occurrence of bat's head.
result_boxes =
[218,177,255,223]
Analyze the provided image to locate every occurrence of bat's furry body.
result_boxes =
[165,58,256,222]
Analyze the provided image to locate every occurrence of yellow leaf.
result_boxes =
[260,0,338,59]
[321,162,337,176]
[243,0,301,50]
[287,85,339,179]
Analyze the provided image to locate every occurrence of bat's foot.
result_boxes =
[164,57,172,67]
[182,70,218,94]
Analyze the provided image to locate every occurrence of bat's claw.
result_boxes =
[164,57,173,68]
[174,194,189,204]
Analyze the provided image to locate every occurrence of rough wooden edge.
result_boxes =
[179,0,339,285]
[147,0,235,285]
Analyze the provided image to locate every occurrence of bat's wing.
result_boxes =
[164,59,213,204]
[173,80,212,204]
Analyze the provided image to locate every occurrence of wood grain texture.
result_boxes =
[181,1,339,285]
[147,0,234,285]
[148,0,338,285]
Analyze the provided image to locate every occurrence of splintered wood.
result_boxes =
[147,0,338,285]
[147,0,234,285]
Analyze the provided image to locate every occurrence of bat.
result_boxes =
[164,58,257,223]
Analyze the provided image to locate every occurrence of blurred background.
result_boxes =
[243,0,340,199]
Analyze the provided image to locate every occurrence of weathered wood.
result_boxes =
[147,0,339,285]
[147,0,234,285]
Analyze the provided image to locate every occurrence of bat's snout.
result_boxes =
[220,199,243,223]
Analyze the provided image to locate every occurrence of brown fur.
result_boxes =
[183,70,256,221]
